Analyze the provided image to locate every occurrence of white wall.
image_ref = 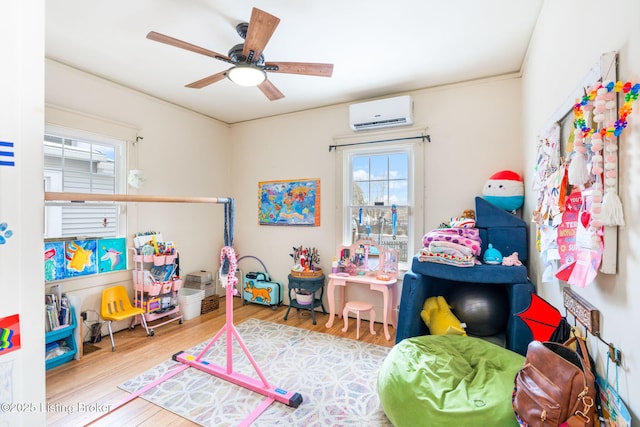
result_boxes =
[230,75,524,315]
[0,1,46,425]
[416,77,524,230]
[45,60,232,338]
[522,0,639,418]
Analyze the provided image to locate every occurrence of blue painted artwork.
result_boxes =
[0,141,15,167]
[64,239,97,278]
[98,238,127,273]
[0,223,13,245]
[44,241,66,281]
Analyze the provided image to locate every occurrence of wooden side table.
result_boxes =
[284,274,326,325]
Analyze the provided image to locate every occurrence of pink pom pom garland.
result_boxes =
[570,80,639,227]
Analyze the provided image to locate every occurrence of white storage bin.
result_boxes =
[177,288,205,320]
[186,270,213,284]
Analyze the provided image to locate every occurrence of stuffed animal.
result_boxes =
[483,243,503,265]
[449,209,476,228]
[420,296,467,336]
[502,252,522,266]
[482,170,524,212]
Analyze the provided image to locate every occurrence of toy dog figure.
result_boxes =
[245,283,272,304]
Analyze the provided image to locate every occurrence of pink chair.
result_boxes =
[342,301,376,339]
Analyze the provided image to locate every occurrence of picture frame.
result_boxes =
[44,241,66,281]
[97,237,127,273]
[258,178,320,226]
[64,239,98,278]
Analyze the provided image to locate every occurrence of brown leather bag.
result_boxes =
[513,336,596,427]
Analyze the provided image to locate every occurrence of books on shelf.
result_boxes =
[150,263,176,282]
[45,292,59,312]
[45,292,72,332]
[45,304,59,332]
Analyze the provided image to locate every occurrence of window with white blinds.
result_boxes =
[44,126,125,238]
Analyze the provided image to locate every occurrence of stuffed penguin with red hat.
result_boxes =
[482,170,524,212]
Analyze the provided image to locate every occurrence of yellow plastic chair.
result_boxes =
[100,285,150,351]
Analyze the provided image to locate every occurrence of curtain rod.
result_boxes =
[328,133,430,152]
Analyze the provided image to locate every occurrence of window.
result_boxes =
[44,126,125,239]
[339,140,424,270]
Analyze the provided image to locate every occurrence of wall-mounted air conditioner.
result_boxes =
[349,95,413,131]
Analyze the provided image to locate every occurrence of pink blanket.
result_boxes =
[422,228,482,257]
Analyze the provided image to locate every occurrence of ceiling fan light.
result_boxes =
[227,65,266,87]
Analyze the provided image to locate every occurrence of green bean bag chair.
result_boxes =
[377,335,524,427]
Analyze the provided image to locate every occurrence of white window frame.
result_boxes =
[335,133,425,272]
[43,170,62,237]
[44,124,126,239]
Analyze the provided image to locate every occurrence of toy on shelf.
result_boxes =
[482,170,524,212]
[290,245,322,278]
[335,237,398,278]
[483,243,503,265]
[502,252,522,266]
[133,231,178,264]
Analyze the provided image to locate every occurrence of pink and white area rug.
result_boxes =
[120,318,392,426]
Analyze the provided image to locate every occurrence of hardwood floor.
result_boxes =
[46,297,395,426]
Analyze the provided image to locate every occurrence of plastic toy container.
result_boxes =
[295,290,314,305]
[45,307,77,370]
[177,288,205,320]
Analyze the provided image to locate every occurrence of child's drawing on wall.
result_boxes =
[98,238,127,273]
[65,239,97,278]
[0,314,20,357]
[44,241,65,281]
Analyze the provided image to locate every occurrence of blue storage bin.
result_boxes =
[45,307,77,370]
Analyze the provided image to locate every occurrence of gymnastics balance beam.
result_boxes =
[172,349,302,408]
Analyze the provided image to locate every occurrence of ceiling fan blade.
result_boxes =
[265,61,334,77]
[242,8,280,63]
[185,70,228,89]
[258,79,284,101]
[146,31,232,63]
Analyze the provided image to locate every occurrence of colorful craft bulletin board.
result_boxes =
[533,52,621,278]
[0,314,21,356]
[258,178,320,226]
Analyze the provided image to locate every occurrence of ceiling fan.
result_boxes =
[146,7,334,101]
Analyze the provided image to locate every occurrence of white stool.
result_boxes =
[342,301,376,339]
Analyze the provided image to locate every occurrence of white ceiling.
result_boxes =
[46,0,543,125]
